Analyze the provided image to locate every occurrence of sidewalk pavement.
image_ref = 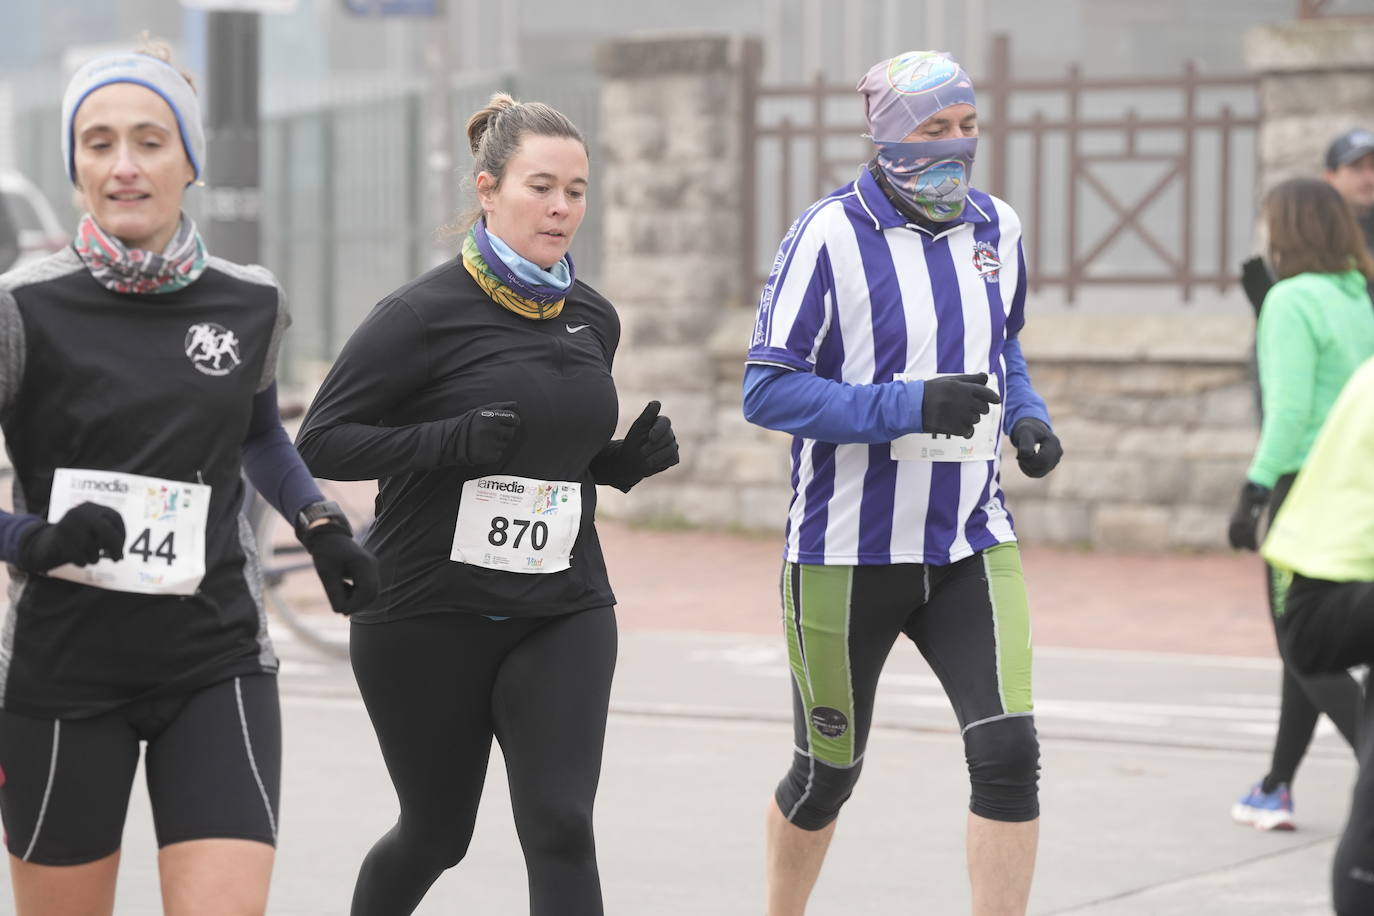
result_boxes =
[598,521,1276,658]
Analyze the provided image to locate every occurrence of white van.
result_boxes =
[0,170,67,273]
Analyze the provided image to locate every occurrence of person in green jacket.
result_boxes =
[1262,354,1374,914]
[1228,176,1374,831]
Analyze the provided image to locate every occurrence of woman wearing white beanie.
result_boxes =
[0,43,377,915]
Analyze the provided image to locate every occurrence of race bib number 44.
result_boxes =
[450,475,582,574]
[46,468,211,595]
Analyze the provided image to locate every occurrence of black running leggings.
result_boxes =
[348,606,617,916]
[1279,576,1374,915]
[1261,475,1360,793]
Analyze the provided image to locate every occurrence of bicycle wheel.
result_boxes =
[249,478,375,662]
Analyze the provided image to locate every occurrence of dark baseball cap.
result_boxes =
[1326,128,1374,169]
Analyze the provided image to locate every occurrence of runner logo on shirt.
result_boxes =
[972,241,1002,284]
[184,322,242,376]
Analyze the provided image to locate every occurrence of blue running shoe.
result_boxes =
[1231,781,1295,831]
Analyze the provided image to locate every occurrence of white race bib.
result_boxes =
[890,372,1002,462]
[46,468,211,595]
[450,475,582,574]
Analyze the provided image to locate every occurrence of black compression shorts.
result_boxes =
[0,673,280,866]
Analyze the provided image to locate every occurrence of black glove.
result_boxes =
[1240,256,1273,316]
[300,523,380,615]
[921,373,1002,438]
[446,401,521,467]
[18,501,125,573]
[591,400,681,493]
[1227,481,1271,551]
[1009,418,1063,478]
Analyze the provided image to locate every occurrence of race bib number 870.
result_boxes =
[46,468,211,595]
[450,475,582,574]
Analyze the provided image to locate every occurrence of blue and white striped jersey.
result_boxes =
[747,169,1028,566]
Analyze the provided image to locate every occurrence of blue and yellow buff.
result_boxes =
[461,217,575,320]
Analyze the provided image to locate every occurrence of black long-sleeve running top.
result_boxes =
[295,258,623,622]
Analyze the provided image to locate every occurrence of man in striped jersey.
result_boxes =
[744,50,1062,916]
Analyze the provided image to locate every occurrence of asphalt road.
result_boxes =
[0,516,1358,913]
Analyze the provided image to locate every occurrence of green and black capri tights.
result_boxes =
[774,544,1039,831]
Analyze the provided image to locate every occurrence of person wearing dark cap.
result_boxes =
[1228,131,1374,836]
[0,43,377,915]
[1325,128,1374,254]
[1242,127,1374,312]
[744,50,1059,915]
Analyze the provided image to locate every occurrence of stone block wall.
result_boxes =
[593,35,767,528]
[606,302,1259,552]
[999,313,1257,550]
[1001,363,1255,550]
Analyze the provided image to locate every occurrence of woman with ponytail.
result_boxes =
[296,93,680,916]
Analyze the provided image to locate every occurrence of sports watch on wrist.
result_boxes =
[294,499,352,543]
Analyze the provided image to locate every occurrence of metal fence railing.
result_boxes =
[742,33,1260,304]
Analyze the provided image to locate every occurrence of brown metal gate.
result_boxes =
[741,34,1260,305]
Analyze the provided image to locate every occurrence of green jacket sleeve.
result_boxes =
[1248,287,1318,488]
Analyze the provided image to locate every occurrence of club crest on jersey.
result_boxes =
[972,241,1002,284]
[184,322,242,376]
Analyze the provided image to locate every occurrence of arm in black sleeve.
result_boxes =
[1240,256,1274,316]
[242,382,324,521]
[0,511,42,565]
[295,297,465,481]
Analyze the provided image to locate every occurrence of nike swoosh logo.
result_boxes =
[566,323,589,334]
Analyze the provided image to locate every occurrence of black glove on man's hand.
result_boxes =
[592,400,681,493]
[921,373,1002,438]
[1227,481,1271,551]
[447,401,521,467]
[300,523,380,616]
[18,501,125,573]
[1009,418,1063,478]
[1240,256,1274,316]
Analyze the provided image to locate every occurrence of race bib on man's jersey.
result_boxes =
[890,372,1002,462]
[46,468,210,595]
[450,475,581,574]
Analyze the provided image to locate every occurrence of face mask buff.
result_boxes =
[872,135,977,222]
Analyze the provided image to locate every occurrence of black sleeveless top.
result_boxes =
[0,248,287,718]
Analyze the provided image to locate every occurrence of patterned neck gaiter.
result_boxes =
[872,136,978,222]
[461,218,576,320]
[73,213,207,294]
